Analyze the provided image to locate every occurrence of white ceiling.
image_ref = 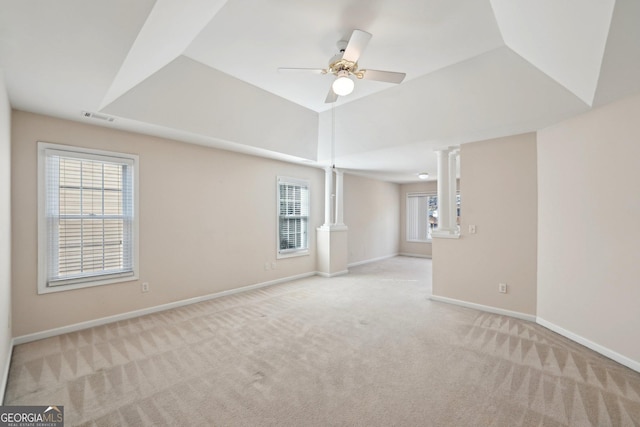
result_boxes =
[1,0,639,183]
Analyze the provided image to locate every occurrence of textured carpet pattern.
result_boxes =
[5,257,640,426]
[457,313,640,426]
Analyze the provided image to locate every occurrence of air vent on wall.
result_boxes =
[81,111,115,122]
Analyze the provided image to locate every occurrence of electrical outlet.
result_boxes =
[142,282,149,293]
[468,224,476,234]
[498,283,507,293]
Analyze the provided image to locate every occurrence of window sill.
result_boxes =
[38,274,139,294]
[277,250,309,260]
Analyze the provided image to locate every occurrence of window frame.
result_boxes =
[37,142,139,294]
[406,192,461,243]
[276,176,310,259]
[406,192,437,243]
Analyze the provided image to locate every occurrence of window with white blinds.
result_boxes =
[406,193,438,242]
[277,177,309,257]
[38,143,139,293]
[406,192,461,242]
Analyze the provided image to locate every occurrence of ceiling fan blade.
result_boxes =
[278,67,327,74]
[325,86,338,103]
[360,69,406,84]
[341,29,372,63]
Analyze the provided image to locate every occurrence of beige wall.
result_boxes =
[433,133,538,316]
[537,93,640,364]
[344,174,400,265]
[399,180,437,258]
[11,111,325,336]
[0,72,11,401]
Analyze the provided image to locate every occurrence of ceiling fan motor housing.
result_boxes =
[328,40,363,78]
[329,58,359,76]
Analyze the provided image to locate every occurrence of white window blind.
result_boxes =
[406,193,431,242]
[39,144,138,292]
[278,177,309,255]
[406,192,461,242]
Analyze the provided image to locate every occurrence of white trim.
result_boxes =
[429,294,537,322]
[347,253,398,268]
[277,175,309,188]
[13,272,315,346]
[276,250,310,260]
[407,191,437,197]
[276,175,310,259]
[316,270,349,278]
[1,338,14,405]
[431,231,460,239]
[398,252,432,259]
[537,317,640,374]
[37,142,140,294]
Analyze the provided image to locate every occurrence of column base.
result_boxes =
[316,226,349,276]
[432,228,460,239]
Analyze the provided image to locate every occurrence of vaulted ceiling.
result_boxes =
[1,0,639,182]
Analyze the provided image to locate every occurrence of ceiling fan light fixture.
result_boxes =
[418,172,429,180]
[332,71,354,96]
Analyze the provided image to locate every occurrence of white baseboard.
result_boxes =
[429,294,537,322]
[315,270,349,278]
[537,317,640,374]
[13,272,316,346]
[347,253,399,268]
[398,252,432,259]
[1,338,15,405]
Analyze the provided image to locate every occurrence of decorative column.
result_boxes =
[323,166,333,226]
[432,147,460,239]
[334,168,345,227]
[317,167,348,277]
[448,149,459,229]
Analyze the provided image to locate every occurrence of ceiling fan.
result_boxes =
[279,29,406,103]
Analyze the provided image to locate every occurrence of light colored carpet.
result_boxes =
[5,257,640,426]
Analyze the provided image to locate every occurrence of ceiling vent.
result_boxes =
[81,111,115,122]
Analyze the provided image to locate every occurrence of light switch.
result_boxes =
[468,224,476,234]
